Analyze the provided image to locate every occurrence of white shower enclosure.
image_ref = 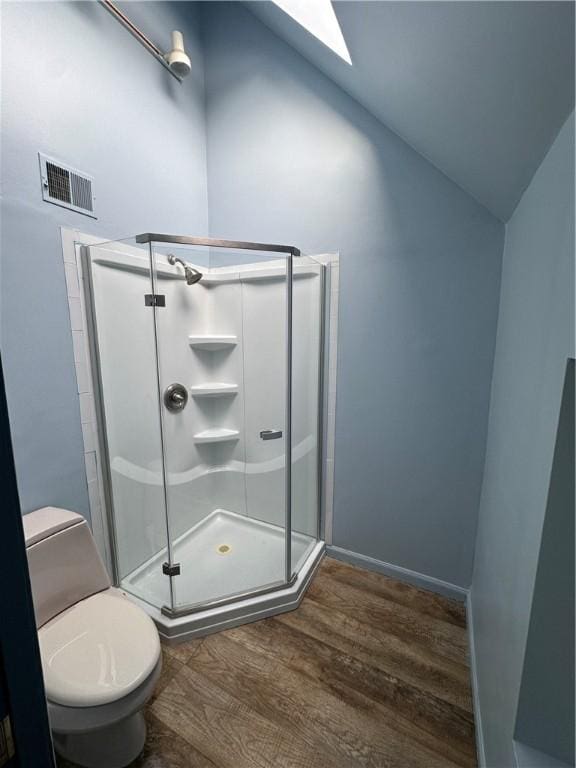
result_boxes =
[83,233,325,638]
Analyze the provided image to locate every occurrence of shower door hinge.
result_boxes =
[162,561,181,577]
[144,294,166,307]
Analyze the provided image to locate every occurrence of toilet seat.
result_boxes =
[39,590,160,708]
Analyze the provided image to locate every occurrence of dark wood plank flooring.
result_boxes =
[57,557,476,768]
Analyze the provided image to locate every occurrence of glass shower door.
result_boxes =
[149,242,290,614]
[84,238,173,610]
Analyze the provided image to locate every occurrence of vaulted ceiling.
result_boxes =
[247,1,575,221]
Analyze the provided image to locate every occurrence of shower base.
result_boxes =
[122,509,325,643]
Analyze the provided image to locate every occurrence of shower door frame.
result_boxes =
[133,233,322,620]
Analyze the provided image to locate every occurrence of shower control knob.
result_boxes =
[164,383,188,413]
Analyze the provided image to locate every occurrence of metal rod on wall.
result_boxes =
[98,0,183,83]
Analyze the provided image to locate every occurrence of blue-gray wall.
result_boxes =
[202,2,504,588]
[1,1,507,593]
[0,1,209,517]
[470,111,575,767]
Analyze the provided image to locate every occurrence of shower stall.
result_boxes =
[83,233,325,639]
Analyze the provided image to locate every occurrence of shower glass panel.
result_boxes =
[150,242,289,613]
[84,234,322,622]
[83,238,172,609]
[291,255,324,575]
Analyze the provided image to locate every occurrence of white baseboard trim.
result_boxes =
[466,591,486,768]
[326,545,468,602]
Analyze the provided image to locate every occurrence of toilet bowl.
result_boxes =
[23,507,162,768]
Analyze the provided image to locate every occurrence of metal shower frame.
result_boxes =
[86,233,323,619]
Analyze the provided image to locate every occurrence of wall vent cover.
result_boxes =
[39,153,96,218]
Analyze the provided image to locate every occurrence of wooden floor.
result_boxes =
[58,557,476,768]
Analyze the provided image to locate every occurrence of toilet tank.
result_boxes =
[23,507,111,628]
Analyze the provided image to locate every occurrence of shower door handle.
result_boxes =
[260,429,283,441]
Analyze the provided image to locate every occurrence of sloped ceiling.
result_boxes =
[246,1,575,221]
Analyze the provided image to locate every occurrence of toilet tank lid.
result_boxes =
[23,507,85,548]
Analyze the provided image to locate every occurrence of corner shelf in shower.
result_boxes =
[188,335,237,351]
[190,383,238,397]
[193,428,240,444]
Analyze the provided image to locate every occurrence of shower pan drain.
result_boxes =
[217,544,231,555]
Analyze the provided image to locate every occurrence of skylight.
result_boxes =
[272,0,352,65]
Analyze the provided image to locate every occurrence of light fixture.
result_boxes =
[165,31,191,78]
[272,0,352,65]
[99,1,191,81]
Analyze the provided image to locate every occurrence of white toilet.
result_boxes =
[23,507,162,768]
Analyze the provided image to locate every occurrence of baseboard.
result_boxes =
[326,545,468,602]
[466,591,486,768]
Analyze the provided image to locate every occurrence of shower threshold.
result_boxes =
[121,509,325,643]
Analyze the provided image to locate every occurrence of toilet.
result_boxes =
[23,507,162,768]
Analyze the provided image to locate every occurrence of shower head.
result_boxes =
[184,266,202,285]
[167,254,203,285]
